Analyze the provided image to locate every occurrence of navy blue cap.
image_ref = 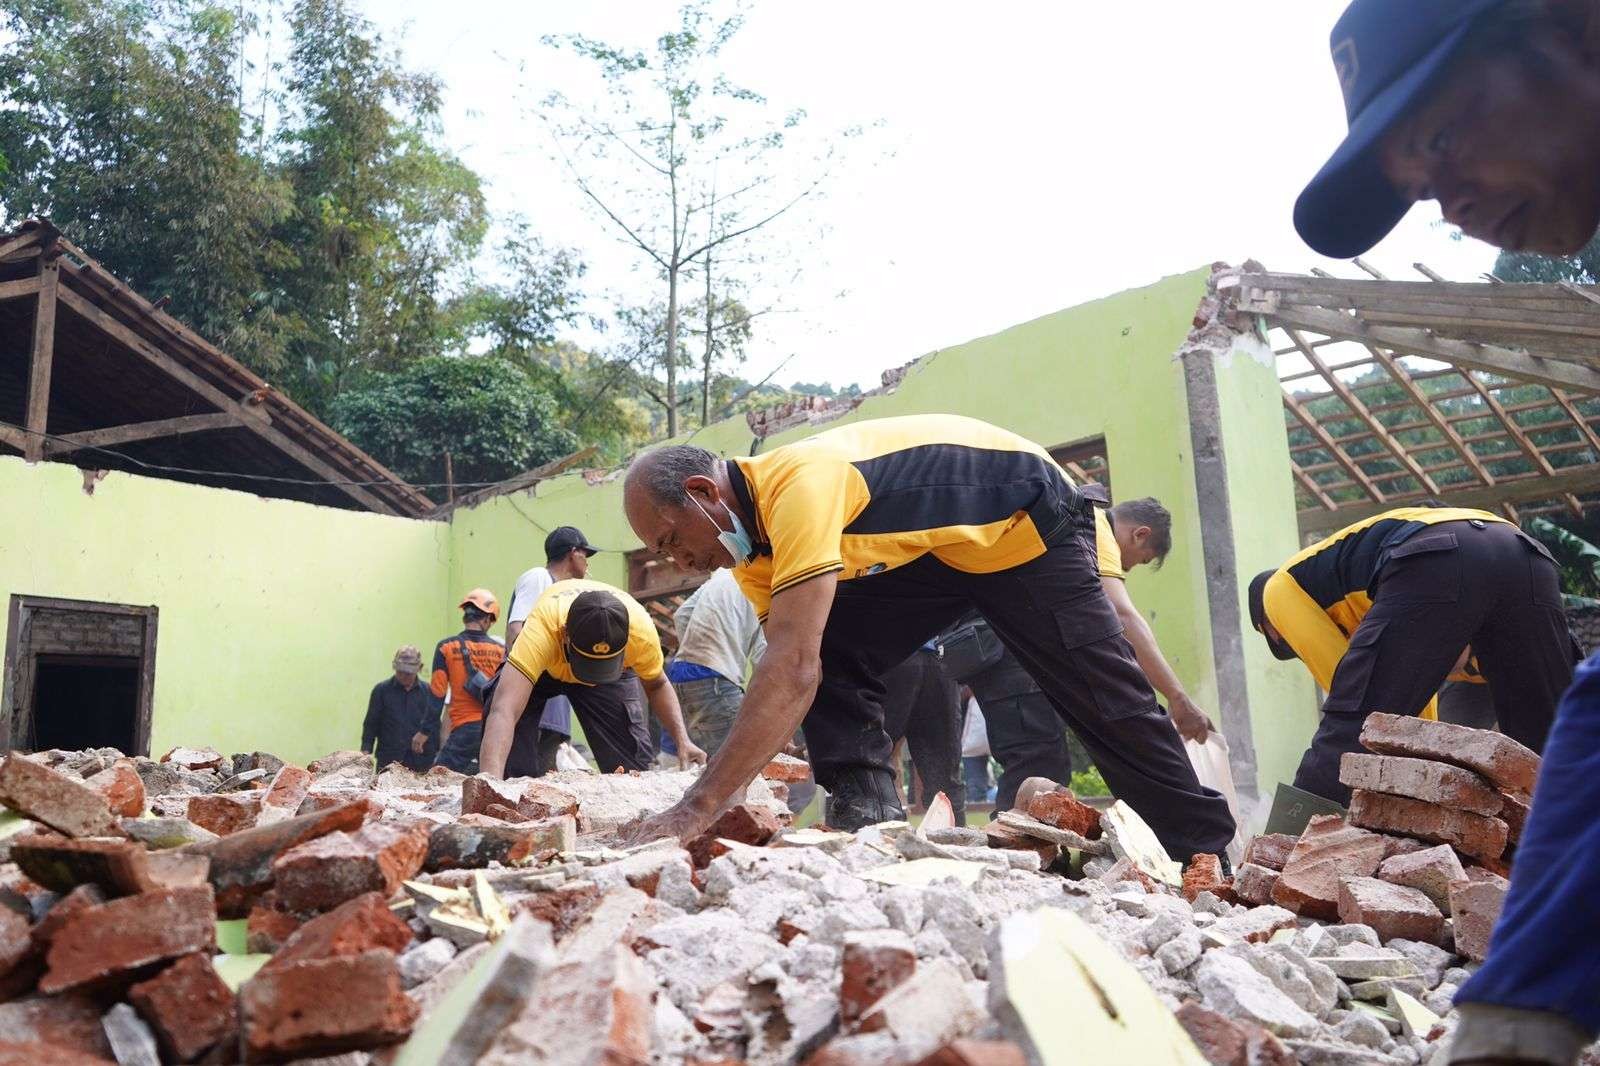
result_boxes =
[1294,0,1504,258]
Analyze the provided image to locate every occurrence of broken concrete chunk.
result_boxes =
[1337,876,1445,944]
[1194,951,1320,1038]
[1233,863,1280,907]
[1271,815,1387,920]
[1376,844,1466,911]
[119,817,218,851]
[240,948,416,1061]
[0,756,121,838]
[41,885,216,994]
[100,1002,160,1066]
[1338,753,1503,817]
[1447,877,1508,962]
[857,956,983,1059]
[476,943,653,1065]
[127,952,235,1063]
[1347,790,1508,863]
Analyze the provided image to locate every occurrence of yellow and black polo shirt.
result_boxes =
[506,579,665,686]
[1262,506,1508,714]
[725,414,1089,618]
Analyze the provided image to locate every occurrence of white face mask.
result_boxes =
[689,493,755,565]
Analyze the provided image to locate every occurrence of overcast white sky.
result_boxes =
[359,1,1503,391]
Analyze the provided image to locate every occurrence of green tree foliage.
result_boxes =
[0,0,295,368]
[1494,231,1600,284]
[447,218,589,364]
[328,355,577,490]
[1525,517,1600,600]
[272,0,488,412]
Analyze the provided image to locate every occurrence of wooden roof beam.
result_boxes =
[1298,463,1600,534]
[1283,391,1387,504]
[42,412,242,458]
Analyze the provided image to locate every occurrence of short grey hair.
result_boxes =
[627,445,719,507]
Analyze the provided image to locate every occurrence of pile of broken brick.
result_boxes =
[0,715,1589,1066]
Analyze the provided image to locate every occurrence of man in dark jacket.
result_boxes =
[361,645,436,770]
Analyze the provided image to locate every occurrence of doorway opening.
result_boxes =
[2,596,157,754]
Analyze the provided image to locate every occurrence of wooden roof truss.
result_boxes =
[1228,261,1600,536]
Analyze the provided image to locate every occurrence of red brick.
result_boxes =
[28,884,106,953]
[0,1042,113,1066]
[1100,857,1160,894]
[0,995,113,1057]
[1174,1001,1295,1066]
[985,821,1060,866]
[424,816,576,871]
[0,907,33,994]
[1232,863,1280,908]
[473,944,650,1063]
[1339,752,1503,816]
[1337,876,1445,943]
[1270,815,1387,919]
[687,805,785,868]
[1499,789,1531,844]
[0,756,120,838]
[1377,844,1466,911]
[272,821,430,913]
[1449,878,1508,962]
[1241,834,1297,871]
[295,789,384,818]
[160,747,225,772]
[41,885,216,994]
[1182,854,1227,903]
[265,891,413,973]
[914,1041,1028,1066]
[1382,834,1429,859]
[762,754,812,784]
[83,759,145,819]
[1464,866,1510,889]
[240,949,416,1061]
[1347,790,1509,863]
[10,834,154,896]
[462,776,581,822]
[840,929,916,1030]
[1024,790,1101,839]
[127,953,235,1062]
[1360,713,1540,795]
[460,775,523,817]
[186,792,263,836]
[480,802,529,823]
[256,766,312,826]
[510,882,603,940]
[247,900,303,953]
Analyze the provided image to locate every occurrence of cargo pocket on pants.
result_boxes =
[1054,604,1154,723]
[1323,618,1388,714]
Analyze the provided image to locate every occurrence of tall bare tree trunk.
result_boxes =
[664,265,680,438]
[702,250,714,428]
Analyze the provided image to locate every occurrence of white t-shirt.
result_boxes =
[960,696,989,758]
[672,569,766,686]
[507,565,572,734]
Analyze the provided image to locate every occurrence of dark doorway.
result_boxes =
[2,596,157,754]
[31,656,140,752]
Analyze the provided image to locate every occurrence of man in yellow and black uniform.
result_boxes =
[475,579,705,778]
[1249,506,1576,804]
[622,414,1235,861]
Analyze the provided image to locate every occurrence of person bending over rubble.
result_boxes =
[1294,1,1600,1061]
[477,579,706,778]
[1248,505,1573,805]
[618,413,1235,861]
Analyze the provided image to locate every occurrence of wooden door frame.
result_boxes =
[1,595,158,754]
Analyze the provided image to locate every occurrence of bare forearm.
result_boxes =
[679,659,818,816]
[1121,609,1188,703]
[644,678,690,746]
[478,669,533,779]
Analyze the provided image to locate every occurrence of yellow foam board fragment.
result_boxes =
[1391,989,1441,1041]
[995,908,1209,1066]
[860,857,987,888]
[1100,800,1182,887]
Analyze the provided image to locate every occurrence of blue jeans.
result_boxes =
[434,719,483,775]
[673,675,744,757]
[962,755,992,804]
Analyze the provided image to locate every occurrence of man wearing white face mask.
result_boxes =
[619,414,1235,861]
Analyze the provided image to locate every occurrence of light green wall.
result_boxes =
[1,456,451,764]
[451,268,1232,748]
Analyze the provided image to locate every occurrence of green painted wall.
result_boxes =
[1,456,451,764]
[1210,333,1322,794]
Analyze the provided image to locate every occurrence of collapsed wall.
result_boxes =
[0,714,1580,1065]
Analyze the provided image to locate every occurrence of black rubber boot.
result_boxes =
[824,767,905,831]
